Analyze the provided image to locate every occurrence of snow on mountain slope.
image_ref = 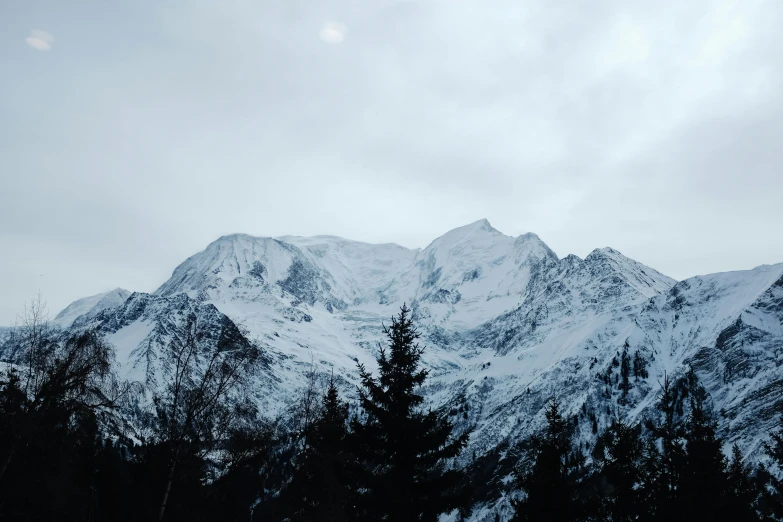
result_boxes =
[53,288,131,328]
[407,219,561,329]
[446,262,783,457]
[629,263,783,453]
[275,234,418,304]
[468,246,676,357]
[77,291,291,413]
[634,263,783,371]
[583,247,675,298]
[156,233,364,314]
[2,220,781,520]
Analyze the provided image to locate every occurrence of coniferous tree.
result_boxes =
[636,438,663,522]
[620,350,631,398]
[762,419,783,520]
[283,376,352,521]
[680,391,728,520]
[632,352,648,381]
[644,373,685,520]
[600,419,644,522]
[512,397,582,522]
[725,444,759,522]
[204,419,278,522]
[351,304,468,522]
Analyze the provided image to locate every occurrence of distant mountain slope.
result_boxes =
[0,326,11,344]
[53,288,131,328]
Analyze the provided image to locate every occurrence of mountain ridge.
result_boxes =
[3,220,782,520]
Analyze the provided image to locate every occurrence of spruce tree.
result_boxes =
[636,438,663,522]
[632,352,648,381]
[725,444,759,522]
[284,377,352,521]
[680,391,728,520]
[762,420,783,520]
[601,420,643,522]
[644,374,685,520]
[620,350,631,398]
[512,397,581,522]
[351,304,468,521]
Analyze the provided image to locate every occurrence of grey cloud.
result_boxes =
[1,0,782,322]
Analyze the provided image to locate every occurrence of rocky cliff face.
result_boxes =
[3,220,781,520]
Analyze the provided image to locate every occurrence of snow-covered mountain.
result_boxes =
[52,288,132,328]
[3,219,782,520]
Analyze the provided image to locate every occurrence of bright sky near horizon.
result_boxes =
[1,0,782,323]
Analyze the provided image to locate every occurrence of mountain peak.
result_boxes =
[208,233,272,249]
[425,219,503,250]
[443,218,500,238]
[53,288,132,328]
[514,232,559,262]
[585,246,619,259]
[584,247,676,297]
[467,218,495,231]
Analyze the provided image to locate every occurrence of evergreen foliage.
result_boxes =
[619,350,631,397]
[763,419,783,520]
[599,419,644,522]
[726,444,760,522]
[351,304,469,521]
[282,376,352,521]
[644,373,686,520]
[511,398,584,522]
[680,389,729,520]
[632,351,648,380]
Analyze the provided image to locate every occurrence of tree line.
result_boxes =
[2,299,783,521]
[508,376,778,522]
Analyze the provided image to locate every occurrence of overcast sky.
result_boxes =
[1,0,782,324]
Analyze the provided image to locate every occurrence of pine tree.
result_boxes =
[511,397,581,522]
[725,444,759,522]
[284,377,352,521]
[644,373,685,520]
[632,351,648,381]
[601,419,643,522]
[351,304,468,521]
[680,391,728,520]
[636,438,662,522]
[762,419,783,520]
[620,350,631,398]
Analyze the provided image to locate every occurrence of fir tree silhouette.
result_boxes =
[351,304,468,521]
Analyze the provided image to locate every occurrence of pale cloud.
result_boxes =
[0,0,782,323]
[25,29,54,51]
[319,22,346,43]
